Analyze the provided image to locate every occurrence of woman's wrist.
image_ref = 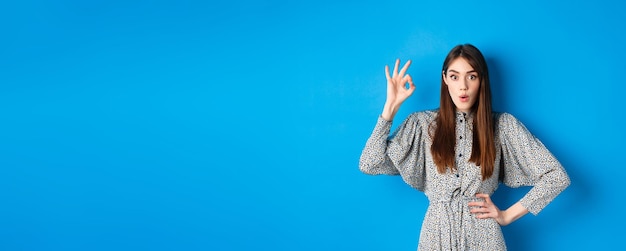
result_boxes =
[381,102,400,121]
[498,202,529,226]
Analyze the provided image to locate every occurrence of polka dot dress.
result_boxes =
[359,110,570,251]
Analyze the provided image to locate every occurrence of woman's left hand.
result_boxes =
[469,193,529,226]
[469,193,504,224]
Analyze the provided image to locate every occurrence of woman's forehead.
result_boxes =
[447,58,475,73]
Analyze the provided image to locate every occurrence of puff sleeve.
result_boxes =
[359,113,427,191]
[497,113,571,215]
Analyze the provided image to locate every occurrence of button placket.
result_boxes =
[456,112,473,187]
[456,112,467,180]
[458,113,468,161]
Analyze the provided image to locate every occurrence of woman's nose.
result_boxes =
[460,80,468,90]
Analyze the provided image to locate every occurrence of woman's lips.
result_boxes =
[459,95,469,102]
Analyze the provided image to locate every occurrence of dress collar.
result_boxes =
[455,111,475,122]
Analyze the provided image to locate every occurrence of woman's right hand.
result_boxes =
[382,59,415,121]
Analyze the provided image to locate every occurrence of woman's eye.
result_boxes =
[451,75,458,80]
[468,75,477,80]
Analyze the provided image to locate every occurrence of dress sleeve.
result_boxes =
[359,113,426,191]
[497,113,571,215]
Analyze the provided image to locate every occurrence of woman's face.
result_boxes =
[443,57,480,113]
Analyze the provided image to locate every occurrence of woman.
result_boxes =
[359,44,570,250]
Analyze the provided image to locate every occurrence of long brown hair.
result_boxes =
[430,44,495,180]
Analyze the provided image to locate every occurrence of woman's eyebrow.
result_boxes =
[448,69,476,74]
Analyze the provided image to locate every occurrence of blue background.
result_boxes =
[1,0,624,250]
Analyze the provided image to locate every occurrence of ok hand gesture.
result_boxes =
[382,59,415,121]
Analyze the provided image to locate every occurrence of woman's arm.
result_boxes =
[359,59,416,175]
[499,113,571,215]
[468,113,570,225]
[358,59,428,191]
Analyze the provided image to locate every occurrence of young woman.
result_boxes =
[359,44,570,250]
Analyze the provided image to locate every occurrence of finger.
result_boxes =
[475,193,489,200]
[401,75,414,90]
[479,193,493,204]
[401,75,410,88]
[406,76,416,94]
[469,208,481,213]
[470,210,491,220]
[475,193,492,204]
[470,204,495,213]
[468,201,480,207]
[473,201,489,209]
[392,59,400,77]
[385,65,391,80]
[471,207,496,218]
[398,59,412,77]
[468,199,487,206]
[476,212,493,219]
[468,201,487,208]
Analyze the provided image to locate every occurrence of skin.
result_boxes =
[382,58,529,226]
[381,59,414,121]
[442,58,480,113]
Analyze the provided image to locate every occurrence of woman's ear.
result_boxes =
[442,71,448,86]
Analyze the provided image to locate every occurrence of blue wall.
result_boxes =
[1,0,623,250]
